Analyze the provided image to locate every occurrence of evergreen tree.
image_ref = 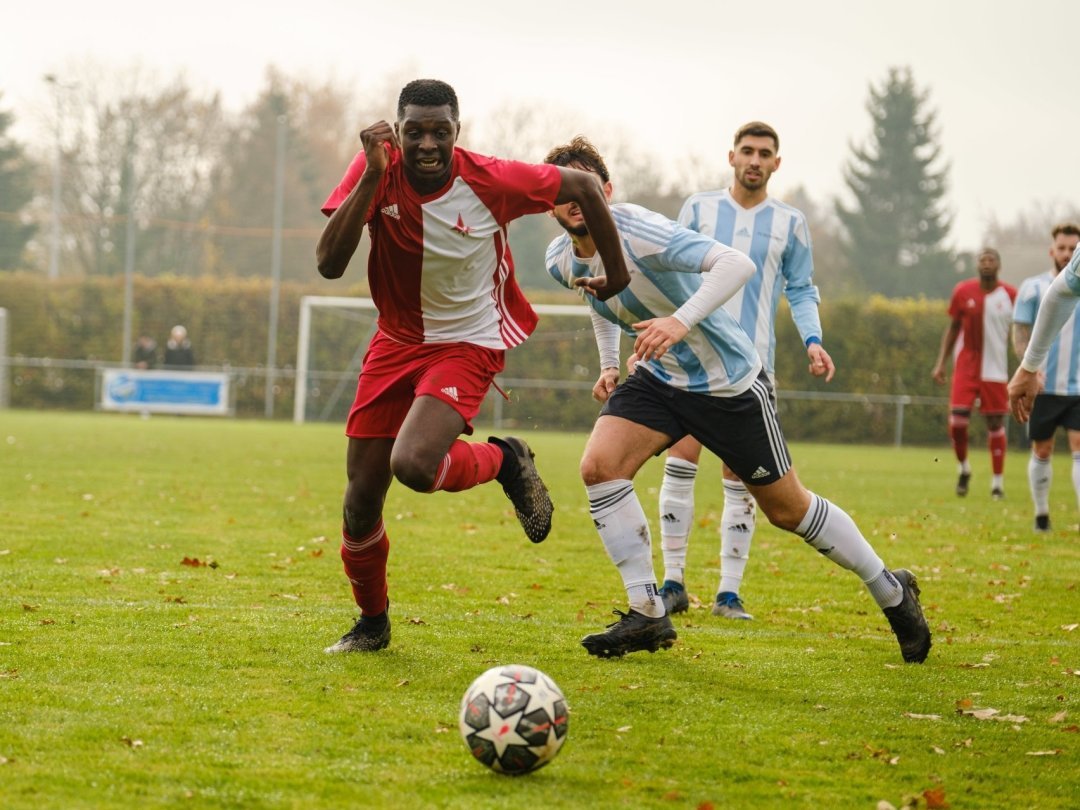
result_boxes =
[0,96,36,269]
[836,67,956,298]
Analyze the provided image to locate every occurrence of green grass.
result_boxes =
[0,410,1077,809]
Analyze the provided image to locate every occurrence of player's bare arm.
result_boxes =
[1012,322,1031,358]
[931,319,961,384]
[1008,367,1042,423]
[807,343,835,382]
[555,168,630,300]
[316,122,399,279]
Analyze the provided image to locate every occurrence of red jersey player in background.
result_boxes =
[316,79,629,653]
[931,248,1017,499]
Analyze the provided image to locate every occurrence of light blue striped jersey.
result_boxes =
[678,189,820,379]
[1014,269,1080,396]
[546,202,762,397]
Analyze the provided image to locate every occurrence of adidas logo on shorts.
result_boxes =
[381,204,400,219]
[750,466,771,480]
[441,386,459,402]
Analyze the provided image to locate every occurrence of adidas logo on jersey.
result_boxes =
[750,466,771,480]
[381,204,400,219]
[440,386,459,402]
[736,226,751,237]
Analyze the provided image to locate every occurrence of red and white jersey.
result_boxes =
[322,147,562,348]
[947,278,1017,382]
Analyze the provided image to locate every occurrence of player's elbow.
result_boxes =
[733,252,755,285]
[315,243,346,279]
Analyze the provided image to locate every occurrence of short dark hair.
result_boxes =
[978,247,1001,262]
[733,121,779,152]
[397,79,459,121]
[1052,222,1080,239]
[543,135,610,183]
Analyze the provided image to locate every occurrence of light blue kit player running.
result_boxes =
[541,136,929,664]
[652,121,835,621]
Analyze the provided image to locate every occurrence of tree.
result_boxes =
[836,67,957,298]
[0,96,36,269]
[50,63,227,277]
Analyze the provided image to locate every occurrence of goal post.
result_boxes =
[293,295,594,425]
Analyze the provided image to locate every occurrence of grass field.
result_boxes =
[1,410,1077,809]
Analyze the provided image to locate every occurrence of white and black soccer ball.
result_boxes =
[459,664,568,775]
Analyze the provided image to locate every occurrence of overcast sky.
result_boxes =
[3,0,1077,250]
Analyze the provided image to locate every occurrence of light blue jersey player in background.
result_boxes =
[542,136,928,663]
[1010,223,1080,532]
[653,122,835,620]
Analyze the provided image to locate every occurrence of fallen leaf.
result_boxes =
[1062,624,1078,632]
[120,737,143,748]
[396,680,409,687]
[931,746,946,754]
[903,712,941,720]
[924,786,949,808]
[434,724,451,734]
[1025,749,1061,756]
[616,725,632,733]
[21,603,39,612]
[407,617,425,625]
[1049,710,1068,724]
[181,557,206,567]
[876,802,897,810]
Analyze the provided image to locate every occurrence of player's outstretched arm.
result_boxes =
[316,122,398,279]
[1008,367,1041,424]
[555,168,629,300]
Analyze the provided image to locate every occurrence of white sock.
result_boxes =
[959,460,971,475]
[1072,452,1080,511]
[1029,454,1052,516]
[719,479,755,595]
[991,473,1004,492]
[794,492,901,607]
[587,479,664,617]
[659,458,697,584]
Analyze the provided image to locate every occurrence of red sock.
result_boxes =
[340,520,389,616]
[949,413,969,463]
[428,440,503,493]
[989,428,1006,474]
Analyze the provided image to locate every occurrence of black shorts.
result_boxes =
[600,369,792,485]
[1028,394,1080,442]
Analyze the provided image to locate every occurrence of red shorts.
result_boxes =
[345,331,505,439]
[950,374,1007,415]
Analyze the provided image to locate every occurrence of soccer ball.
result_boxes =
[459,664,568,775]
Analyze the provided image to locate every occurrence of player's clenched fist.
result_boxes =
[359,121,399,173]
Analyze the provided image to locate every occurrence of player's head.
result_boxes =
[1050,223,1080,272]
[395,79,461,193]
[976,247,1001,282]
[730,121,781,193]
[544,136,613,238]
[170,325,187,342]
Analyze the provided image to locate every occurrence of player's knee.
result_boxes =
[579,453,613,487]
[949,411,970,429]
[342,505,379,538]
[390,454,437,492]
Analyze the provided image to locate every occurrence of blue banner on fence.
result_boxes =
[101,370,230,415]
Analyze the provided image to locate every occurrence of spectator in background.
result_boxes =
[133,335,157,369]
[164,325,195,369]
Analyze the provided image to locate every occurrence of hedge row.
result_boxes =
[0,272,969,444]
